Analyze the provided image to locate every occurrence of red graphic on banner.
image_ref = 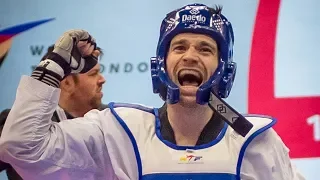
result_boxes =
[0,18,54,68]
[248,0,320,158]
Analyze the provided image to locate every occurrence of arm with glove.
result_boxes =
[0,30,114,180]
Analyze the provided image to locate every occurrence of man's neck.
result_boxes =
[167,103,213,146]
[58,98,89,118]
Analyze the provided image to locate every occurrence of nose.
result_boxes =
[98,74,106,85]
[182,47,200,65]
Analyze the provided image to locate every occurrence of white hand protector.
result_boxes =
[52,29,98,74]
[31,29,98,87]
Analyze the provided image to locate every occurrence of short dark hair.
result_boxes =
[96,47,104,57]
[71,74,79,84]
[210,5,223,15]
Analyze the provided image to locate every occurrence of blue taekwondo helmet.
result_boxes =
[151,3,236,104]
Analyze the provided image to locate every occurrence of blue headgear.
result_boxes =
[151,3,236,105]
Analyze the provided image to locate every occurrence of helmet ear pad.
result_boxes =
[218,62,236,98]
[151,57,180,104]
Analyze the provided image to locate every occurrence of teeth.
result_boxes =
[179,69,201,79]
[182,81,198,86]
[178,69,202,86]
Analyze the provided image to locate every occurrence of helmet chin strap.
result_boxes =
[208,91,253,137]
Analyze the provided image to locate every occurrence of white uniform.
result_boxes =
[0,76,305,180]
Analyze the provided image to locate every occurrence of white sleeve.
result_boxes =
[0,76,115,180]
[241,128,306,180]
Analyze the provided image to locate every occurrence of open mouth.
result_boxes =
[178,70,203,87]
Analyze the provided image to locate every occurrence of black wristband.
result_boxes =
[31,66,63,88]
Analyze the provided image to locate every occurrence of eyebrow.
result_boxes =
[170,39,217,51]
[199,41,217,51]
[88,69,99,74]
[170,39,188,48]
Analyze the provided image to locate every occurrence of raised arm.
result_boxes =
[0,30,114,179]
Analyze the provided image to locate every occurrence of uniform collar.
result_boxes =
[158,103,225,146]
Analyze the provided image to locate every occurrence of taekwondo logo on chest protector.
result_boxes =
[179,154,203,164]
